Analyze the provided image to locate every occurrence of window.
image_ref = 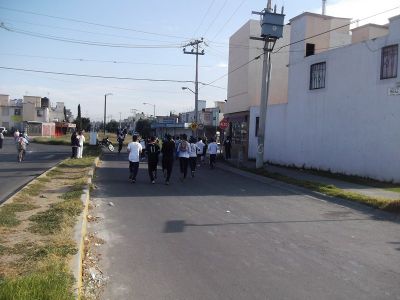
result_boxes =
[37,110,43,117]
[310,62,326,90]
[1,107,9,116]
[14,108,21,115]
[306,43,315,57]
[381,44,398,79]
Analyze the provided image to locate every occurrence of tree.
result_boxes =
[74,104,82,130]
[105,120,119,133]
[135,119,152,138]
[81,117,91,131]
[63,106,68,122]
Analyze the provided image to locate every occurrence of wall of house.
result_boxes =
[264,15,400,182]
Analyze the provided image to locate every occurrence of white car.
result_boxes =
[0,127,7,134]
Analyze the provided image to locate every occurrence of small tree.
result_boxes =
[63,106,68,122]
[105,120,119,133]
[135,119,152,138]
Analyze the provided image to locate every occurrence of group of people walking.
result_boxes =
[126,133,219,185]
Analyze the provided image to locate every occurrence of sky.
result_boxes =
[0,0,399,121]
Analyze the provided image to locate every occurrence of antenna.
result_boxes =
[322,0,327,15]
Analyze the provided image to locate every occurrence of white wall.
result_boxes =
[265,15,400,182]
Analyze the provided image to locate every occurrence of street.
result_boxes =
[0,137,71,203]
[90,152,400,300]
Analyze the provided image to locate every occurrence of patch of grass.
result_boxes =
[60,182,85,201]
[0,203,38,227]
[268,163,400,192]
[46,168,63,178]
[0,245,9,255]
[59,157,94,169]
[29,199,82,235]
[0,261,75,300]
[36,177,51,183]
[240,165,400,213]
[20,183,44,197]
[12,241,77,263]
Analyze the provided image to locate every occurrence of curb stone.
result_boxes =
[71,157,99,299]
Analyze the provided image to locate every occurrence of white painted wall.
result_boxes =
[265,14,400,182]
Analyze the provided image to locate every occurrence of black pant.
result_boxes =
[189,157,197,173]
[129,161,139,180]
[71,146,78,158]
[210,154,216,168]
[118,142,123,153]
[148,160,158,181]
[225,147,231,159]
[0,138,3,149]
[179,157,189,178]
[163,157,174,181]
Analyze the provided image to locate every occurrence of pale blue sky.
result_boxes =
[0,0,398,120]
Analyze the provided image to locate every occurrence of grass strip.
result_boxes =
[0,261,75,300]
[235,164,400,213]
[0,203,38,227]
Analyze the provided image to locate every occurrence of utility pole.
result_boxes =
[183,39,205,135]
[119,112,122,129]
[251,0,285,169]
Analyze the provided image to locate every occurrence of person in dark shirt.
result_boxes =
[161,134,175,185]
[145,136,160,184]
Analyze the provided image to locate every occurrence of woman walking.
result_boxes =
[189,136,198,177]
[177,134,190,181]
[77,130,85,158]
[70,131,79,159]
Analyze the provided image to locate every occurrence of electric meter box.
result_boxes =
[261,12,285,38]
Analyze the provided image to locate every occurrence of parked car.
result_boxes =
[0,127,7,134]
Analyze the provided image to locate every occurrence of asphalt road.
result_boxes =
[90,152,400,300]
[0,137,71,203]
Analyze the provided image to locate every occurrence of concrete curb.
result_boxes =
[71,157,99,299]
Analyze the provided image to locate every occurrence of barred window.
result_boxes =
[14,108,21,115]
[381,45,398,79]
[310,62,326,90]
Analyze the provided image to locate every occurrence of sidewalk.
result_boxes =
[223,159,400,201]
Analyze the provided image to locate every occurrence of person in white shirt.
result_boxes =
[188,136,199,177]
[177,134,190,180]
[195,137,205,166]
[207,138,218,169]
[77,130,86,158]
[127,135,143,183]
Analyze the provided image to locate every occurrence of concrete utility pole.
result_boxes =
[104,93,112,135]
[183,39,205,134]
[251,0,285,169]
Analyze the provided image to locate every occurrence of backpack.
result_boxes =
[179,141,188,152]
[18,137,26,150]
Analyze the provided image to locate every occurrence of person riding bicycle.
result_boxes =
[17,133,29,162]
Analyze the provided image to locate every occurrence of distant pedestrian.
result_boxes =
[189,136,198,177]
[117,130,125,154]
[13,129,20,143]
[127,135,143,183]
[139,138,146,161]
[0,130,4,149]
[145,136,160,184]
[77,130,85,158]
[177,134,190,181]
[196,137,205,166]
[16,133,29,162]
[224,136,232,160]
[201,138,208,165]
[161,134,175,185]
[70,131,79,159]
[207,138,218,169]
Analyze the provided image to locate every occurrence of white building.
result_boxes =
[262,13,400,182]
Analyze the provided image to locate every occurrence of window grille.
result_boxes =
[310,62,326,90]
[381,44,398,79]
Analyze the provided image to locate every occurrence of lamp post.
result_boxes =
[143,102,156,118]
[104,93,112,135]
[182,85,197,121]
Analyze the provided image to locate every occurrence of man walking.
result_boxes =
[207,138,218,169]
[223,136,232,160]
[196,137,205,166]
[145,136,160,184]
[177,134,190,181]
[127,135,142,183]
[161,134,175,185]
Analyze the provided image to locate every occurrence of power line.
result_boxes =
[0,66,195,83]
[0,18,182,44]
[202,0,228,37]
[193,0,216,37]
[0,53,214,68]
[0,65,226,89]
[0,23,183,49]
[0,5,192,40]
[210,0,247,40]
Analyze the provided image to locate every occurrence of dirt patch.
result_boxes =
[0,158,93,280]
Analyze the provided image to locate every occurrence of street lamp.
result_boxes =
[143,102,156,118]
[181,86,195,94]
[104,93,112,135]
